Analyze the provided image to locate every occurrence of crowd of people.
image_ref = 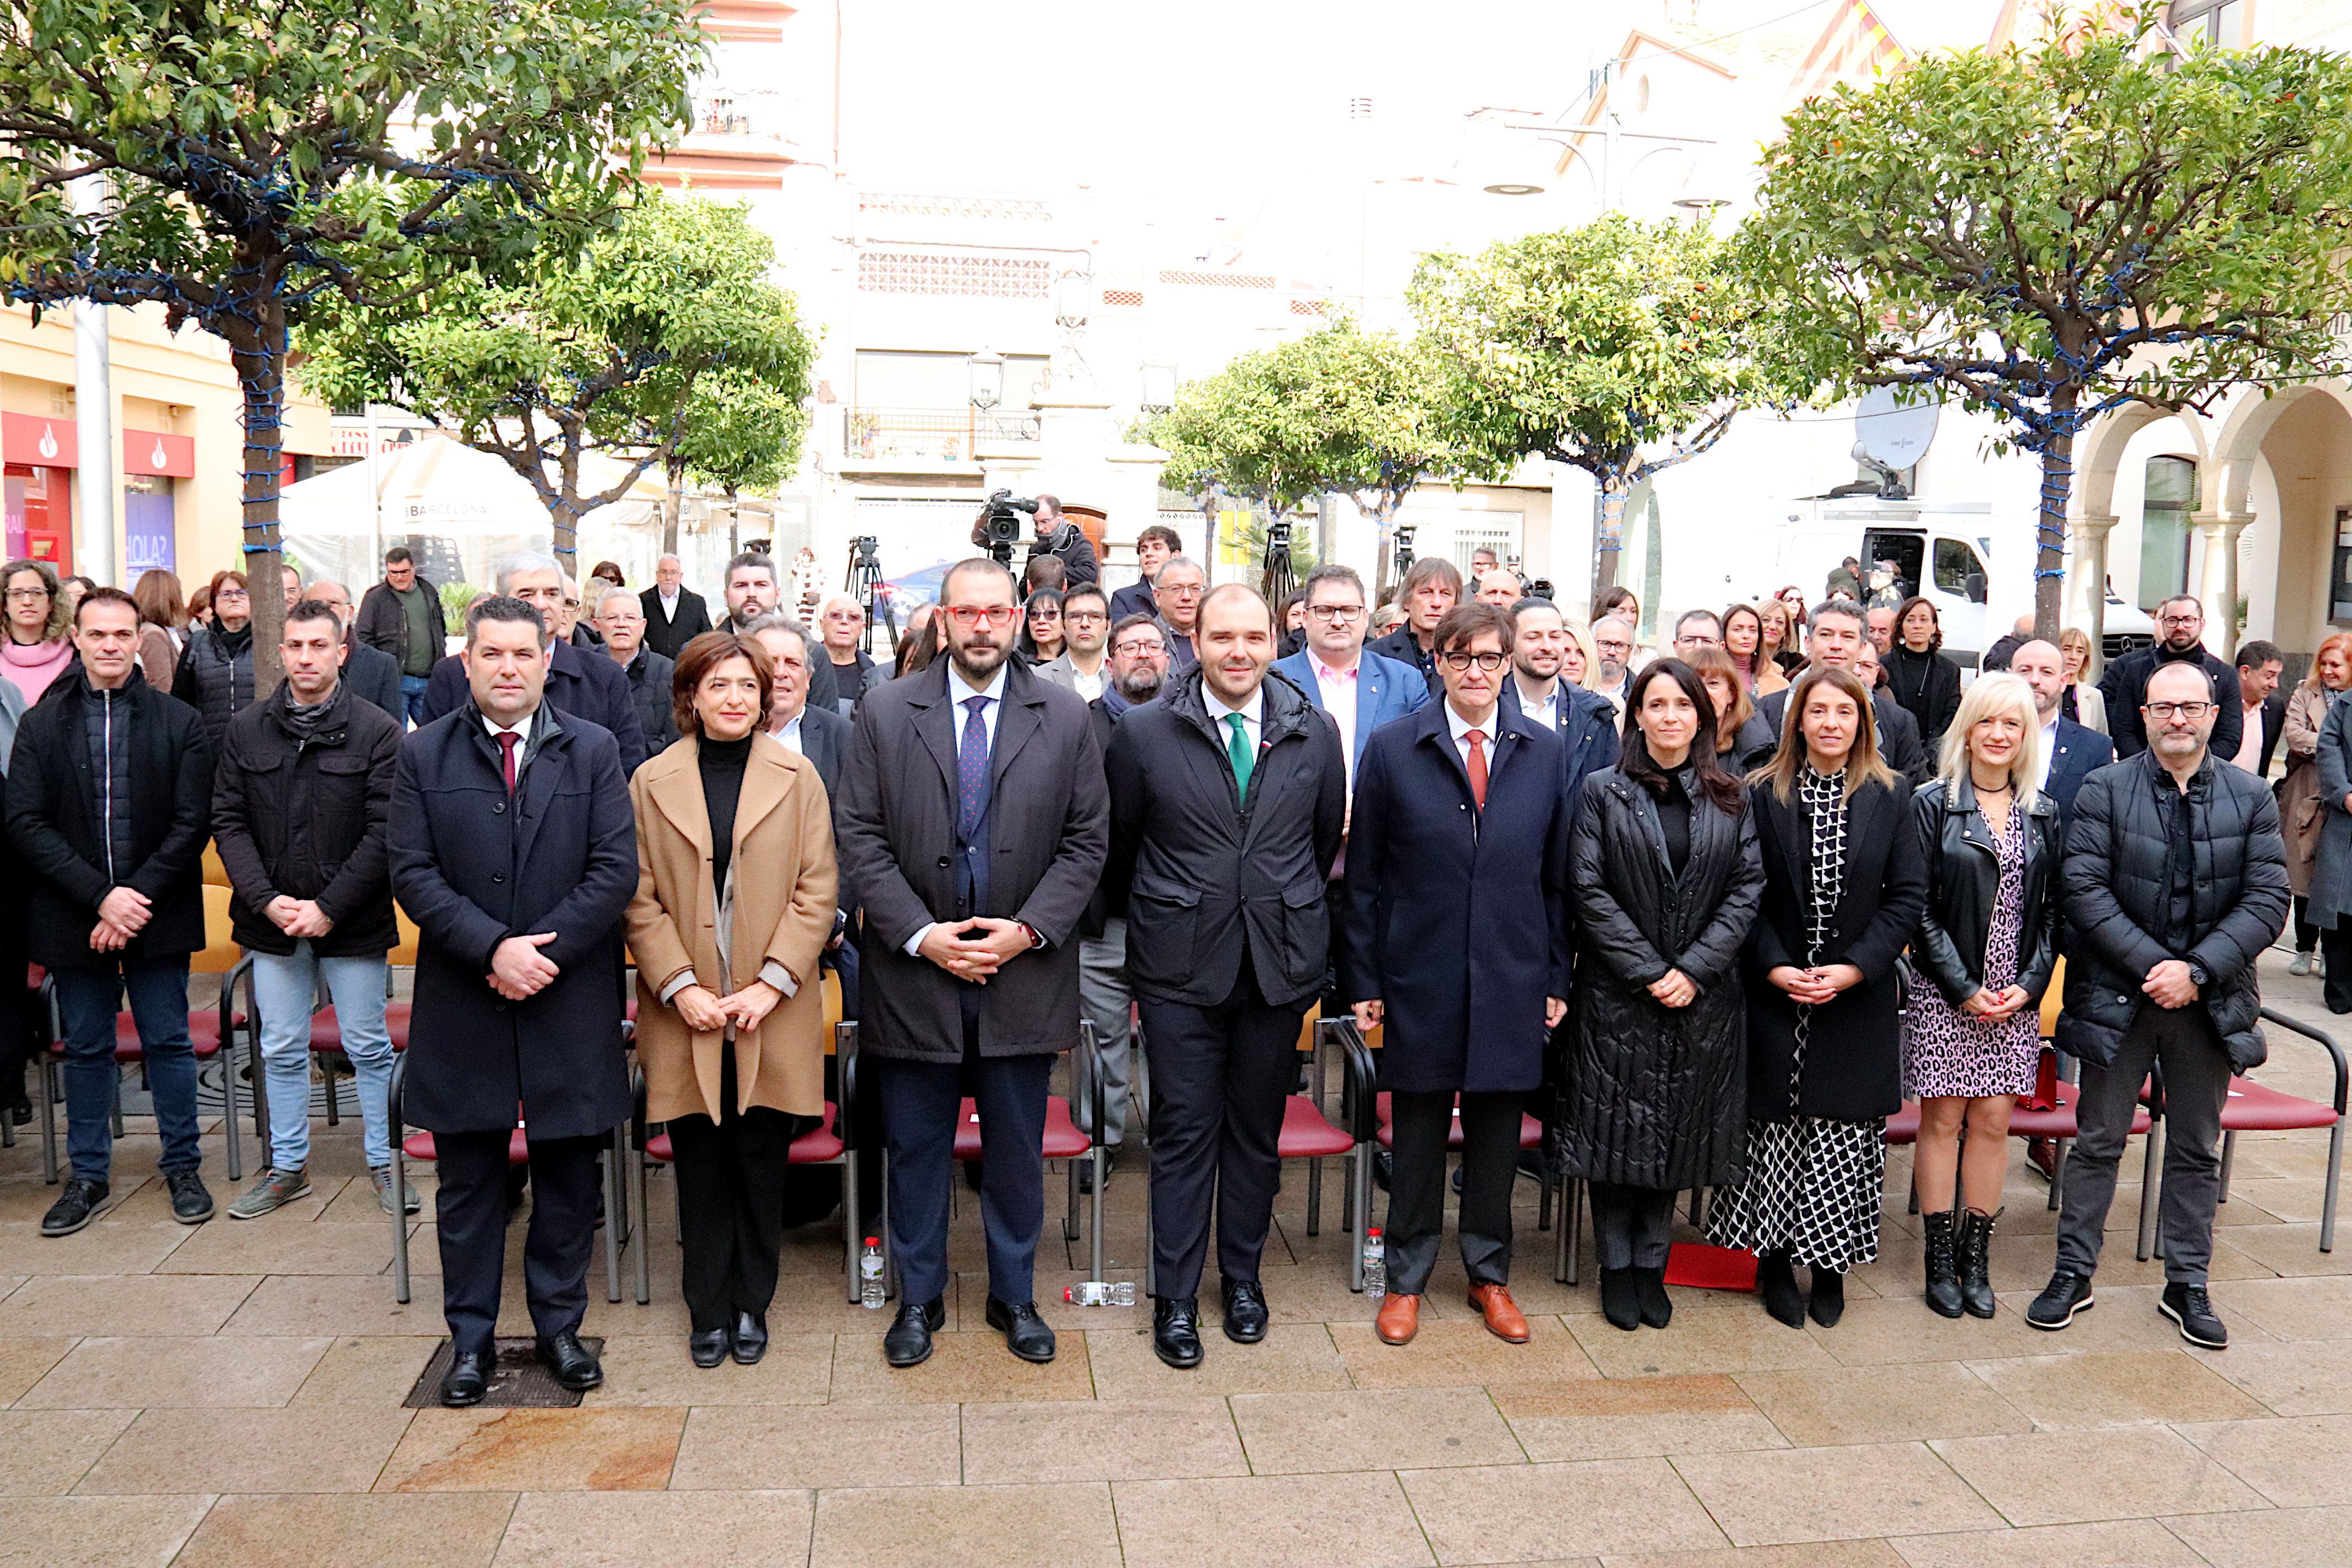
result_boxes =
[0,530,2320,1408]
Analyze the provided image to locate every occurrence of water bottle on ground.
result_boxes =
[859,1237,886,1308]
[1062,1281,1137,1306]
[1363,1227,1386,1299]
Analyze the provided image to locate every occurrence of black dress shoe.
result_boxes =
[1153,1296,1204,1369]
[1220,1277,1270,1344]
[985,1297,1057,1363]
[535,1330,602,1391]
[689,1328,730,1369]
[731,1309,769,1366]
[884,1297,946,1368]
[440,1348,491,1406]
[1599,1266,1641,1331]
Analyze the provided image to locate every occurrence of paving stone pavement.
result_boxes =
[4,951,2350,1565]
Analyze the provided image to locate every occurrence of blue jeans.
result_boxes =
[252,944,394,1170]
[399,674,430,727]
[53,957,201,1185]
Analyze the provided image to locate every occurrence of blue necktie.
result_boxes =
[957,694,990,841]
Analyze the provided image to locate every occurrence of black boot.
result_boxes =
[1958,1208,1999,1320]
[1807,1264,1845,1327]
[1757,1249,1804,1329]
[1923,1209,1963,1319]
[1635,1266,1673,1329]
[1599,1267,1641,1331]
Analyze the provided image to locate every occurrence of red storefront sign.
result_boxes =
[1,412,76,467]
[124,428,196,478]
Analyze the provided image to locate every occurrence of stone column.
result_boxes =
[2193,511,2250,659]
[2064,512,2116,676]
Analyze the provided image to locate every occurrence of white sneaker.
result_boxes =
[2291,952,2315,977]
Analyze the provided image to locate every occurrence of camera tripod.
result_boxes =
[1260,519,1299,608]
[843,537,895,654]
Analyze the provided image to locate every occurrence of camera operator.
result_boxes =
[972,493,1098,589]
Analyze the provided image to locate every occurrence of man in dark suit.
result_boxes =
[1754,601,1929,785]
[835,559,1108,1369]
[420,553,647,774]
[1105,584,1348,1369]
[2013,640,2116,836]
[639,553,713,660]
[591,586,679,758]
[390,596,638,1406]
[1366,556,1462,698]
[2100,594,2245,762]
[2232,639,2288,777]
[307,580,404,723]
[1270,564,1429,783]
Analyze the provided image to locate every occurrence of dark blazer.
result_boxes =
[2101,642,2245,762]
[2247,689,2288,776]
[1499,678,1621,804]
[1366,626,1440,698]
[834,658,1108,1063]
[638,585,713,660]
[1910,777,2062,1008]
[2040,715,2115,839]
[1756,683,1929,785]
[1105,666,1349,1009]
[211,682,402,957]
[794,703,852,801]
[342,639,405,723]
[616,646,680,758]
[1341,702,1571,1094]
[390,704,638,1139]
[5,672,212,968]
[1741,774,1927,1123]
[421,636,648,775]
[1108,581,1157,624]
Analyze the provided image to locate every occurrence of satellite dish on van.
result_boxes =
[1855,386,1940,470]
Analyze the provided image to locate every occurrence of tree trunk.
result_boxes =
[2033,385,2079,645]
[231,302,289,696]
[1372,499,1397,599]
[553,444,582,570]
[664,458,684,556]
[1591,475,1629,613]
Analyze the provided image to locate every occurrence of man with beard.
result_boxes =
[727,552,839,716]
[835,559,1107,1368]
[2100,595,2244,763]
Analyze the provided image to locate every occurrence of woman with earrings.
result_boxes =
[1903,673,2062,1317]
[1558,658,1763,1332]
[1709,665,1926,1329]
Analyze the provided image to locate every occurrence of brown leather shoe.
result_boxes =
[1468,1282,1531,1343]
[1374,1292,1421,1345]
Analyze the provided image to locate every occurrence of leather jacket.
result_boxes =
[1909,776,2062,1007]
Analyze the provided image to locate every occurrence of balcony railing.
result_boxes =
[843,407,1041,464]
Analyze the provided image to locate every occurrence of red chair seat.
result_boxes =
[952,1096,1091,1161]
[2219,1076,2340,1132]
[1370,1091,1542,1152]
[52,1011,236,1062]
[2008,1080,2150,1140]
[645,1103,843,1164]
[1885,1102,1921,1145]
[312,1003,411,1055]
[1281,1095,1357,1158]
[402,1126,530,1164]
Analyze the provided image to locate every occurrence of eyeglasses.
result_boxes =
[1063,610,1106,625]
[2144,701,2212,720]
[1439,651,1507,672]
[6,587,49,602]
[1305,603,1364,623]
[1028,607,1060,620]
[1676,633,1722,648]
[2159,614,2203,627]
[944,605,1019,627]
[1113,639,1166,658]
[215,588,249,601]
[1594,638,1631,655]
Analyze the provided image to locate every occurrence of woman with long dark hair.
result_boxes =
[1722,604,1788,699]
[1558,658,1763,1332]
[1885,596,1963,750]
[1709,665,1926,1329]
[1017,587,1065,664]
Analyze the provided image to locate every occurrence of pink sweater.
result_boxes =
[0,635,73,703]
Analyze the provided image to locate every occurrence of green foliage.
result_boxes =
[299,192,814,555]
[1743,7,2352,630]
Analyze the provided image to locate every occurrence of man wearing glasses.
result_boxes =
[1589,616,1638,715]
[1271,564,1429,788]
[1670,609,1723,662]
[2098,594,2244,763]
[1036,585,1113,703]
[2032,661,2288,1351]
[836,559,1107,1370]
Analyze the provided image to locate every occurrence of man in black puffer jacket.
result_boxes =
[2032,661,2289,1351]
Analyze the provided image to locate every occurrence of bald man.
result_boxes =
[2011,638,2114,836]
[1473,568,1522,608]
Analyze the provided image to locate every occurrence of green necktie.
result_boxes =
[1225,711,1254,801]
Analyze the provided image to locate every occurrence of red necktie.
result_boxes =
[1466,728,1488,810]
[497,731,520,795]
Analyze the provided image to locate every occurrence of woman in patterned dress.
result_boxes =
[1710,666,1926,1329]
[1905,674,2062,1319]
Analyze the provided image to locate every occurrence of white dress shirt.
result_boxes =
[1310,652,1362,781]
[1208,680,1265,760]
[1446,699,1500,771]
[1511,676,1560,732]
[2033,713,2060,799]
[482,710,538,781]
[904,661,1011,957]
[770,710,805,754]
[1067,660,1106,703]
[657,586,680,621]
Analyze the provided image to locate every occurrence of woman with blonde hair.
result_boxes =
[1757,597,1804,678]
[1904,673,2062,1318]
[1710,664,1925,1329]
[2055,628,2108,734]
[2286,633,2352,976]
[1559,619,1598,691]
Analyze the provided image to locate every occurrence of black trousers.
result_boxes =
[1386,1089,1522,1296]
[2324,922,2352,1016]
[434,1129,603,1357]
[1587,1180,1678,1271]
[874,1004,1050,1308]
[666,1050,817,1332]
[1140,961,1308,1300]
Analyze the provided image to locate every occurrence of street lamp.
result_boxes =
[966,347,1003,412]
[1139,362,1178,413]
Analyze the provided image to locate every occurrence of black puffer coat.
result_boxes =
[172,621,254,752]
[1555,766,1764,1191]
[2059,752,2290,1072]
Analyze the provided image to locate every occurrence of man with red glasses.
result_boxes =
[837,558,1108,1370]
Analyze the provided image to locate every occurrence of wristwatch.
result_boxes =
[2187,961,2211,988]
[1018,923,1046,951]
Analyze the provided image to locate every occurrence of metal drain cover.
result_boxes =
[404,1337,603,1408]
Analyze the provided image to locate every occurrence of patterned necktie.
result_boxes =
[957,694,990,841]
[1225,712,1254,801]
[1466,728,1488,810]
[497,730,520,796]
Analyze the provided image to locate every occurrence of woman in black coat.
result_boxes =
[1884,596,1963,752]
[1708,664,1926,1329]
[1559,658,1763,1333]
[173,568,256,751]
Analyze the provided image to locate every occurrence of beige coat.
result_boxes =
[627,732,839,1124]
[2282,683,2335,897]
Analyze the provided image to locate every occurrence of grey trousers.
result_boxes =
[1074,918,1137,1148]
[1588,1181,1678,1271]
[2056,1001,2233,1286]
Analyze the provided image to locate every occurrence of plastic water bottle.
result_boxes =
[859,1237,886,1309]
[1363,1227,1386,1299]
[1063,1281,1137,1306]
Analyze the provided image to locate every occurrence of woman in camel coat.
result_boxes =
[627,630,838,1369]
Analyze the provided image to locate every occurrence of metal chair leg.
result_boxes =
[603,1133,624,1303]
[39,1055,58,1183]
[2325,1120,2344,1254]
[2217,1129,2236,1204]
[2136,1119,2164,1263]
[1307,1156,1322,1237]
[632,1140,651,1306]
